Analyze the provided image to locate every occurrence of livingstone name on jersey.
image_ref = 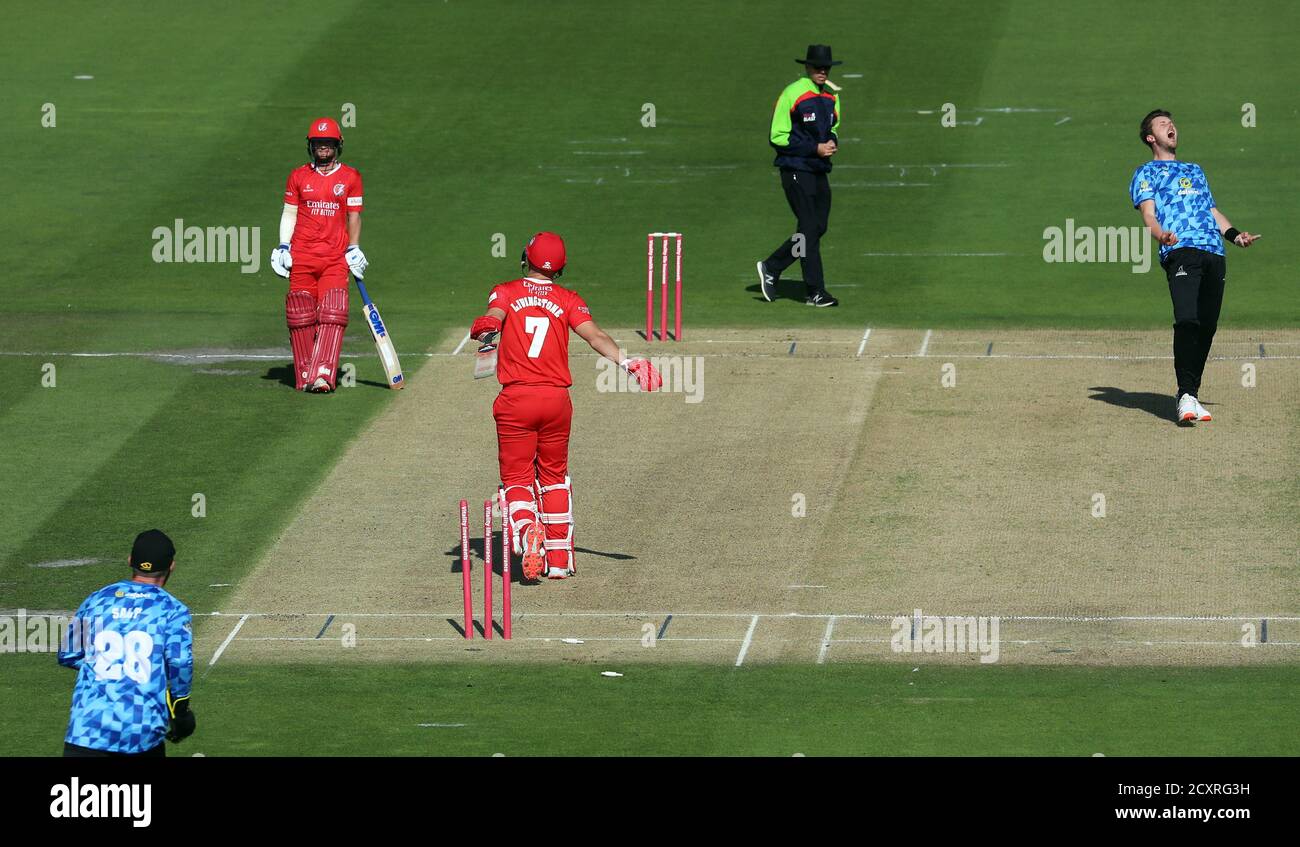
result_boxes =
[151,218,261,274]
[1042,218,1151,273]
[50,778,152,828]
[510,296,564,318]
[0,609,102,654]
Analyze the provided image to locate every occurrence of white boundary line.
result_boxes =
[208,614,248,667]
[855,327,872,357]
[918,329,932,357]
[450,333,471,356]
[735,615,759,666]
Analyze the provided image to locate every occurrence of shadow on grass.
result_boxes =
[1087,386,1208,425]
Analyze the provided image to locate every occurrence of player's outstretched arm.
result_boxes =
[573,319,625,365]
[574,320,662,391]
[1212,208,1261,248]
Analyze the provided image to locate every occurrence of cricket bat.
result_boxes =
[354,275,405,389]
[473,332,499,380]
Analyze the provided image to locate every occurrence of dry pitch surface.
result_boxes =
[202,327,1300,669]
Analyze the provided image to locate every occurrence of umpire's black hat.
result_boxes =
[796,45,842,67]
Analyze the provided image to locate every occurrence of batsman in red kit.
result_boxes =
[471,233,662,580]
[270,118,369,392]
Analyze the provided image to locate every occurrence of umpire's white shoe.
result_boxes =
[757,261,777,302]
[1194,398,1212,422]
[1176,394,1199,423]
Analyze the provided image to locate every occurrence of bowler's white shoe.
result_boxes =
[1177,394,1199,423]
[1194,398,1212,422]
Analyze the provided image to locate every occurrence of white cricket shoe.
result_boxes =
[1176,394,1199,423]
[1194,398,1212,422]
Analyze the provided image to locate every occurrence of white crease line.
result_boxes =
[208,614,248,667]
[786,584,828,589]
[236,636,742,643]
[856,327,872,357]
[973,107,1063,113]
[918,329,932,357]
[451,333,471,356]
[735,615,760,667]
[6,349,1298,363]
[1055,117,1071,126]
[831,638,1299,648]
[863,252,1018,257]
[817,616,837,664]
[201,611,1300,623]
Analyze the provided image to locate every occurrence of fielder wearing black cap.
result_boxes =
[757,44,843,307]
[58,528,194,756]
[129,528,176,580]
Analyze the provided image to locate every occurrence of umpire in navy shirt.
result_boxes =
[757,44,843,307]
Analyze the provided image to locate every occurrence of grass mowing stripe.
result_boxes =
[0,357,393,612]
[6,658,1298,756]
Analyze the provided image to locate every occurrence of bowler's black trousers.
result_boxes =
[1162,246,1226,399]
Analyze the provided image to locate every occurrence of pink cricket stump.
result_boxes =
[459,499,472,639]
[499,489,512,639]
[674,234,683,341]
[645,234,654,342]
[483,499,493,639]
[660,236,669,342]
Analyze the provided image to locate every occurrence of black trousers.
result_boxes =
[765,168,831,294]
[63,741,166,757]
[1162,247,1226,398]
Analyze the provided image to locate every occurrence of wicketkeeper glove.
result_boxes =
[166,697,196,743]
[622,357,663,391]
[346,245,368,279]
[271,243,292,278]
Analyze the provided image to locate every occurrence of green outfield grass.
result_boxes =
[2,1,1297,757]
[5,656,1297,756]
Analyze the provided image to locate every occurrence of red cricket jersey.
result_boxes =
[489,277,592,388]
[282,162,363,259]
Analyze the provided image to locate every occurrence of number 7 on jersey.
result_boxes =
[524,316,549,358]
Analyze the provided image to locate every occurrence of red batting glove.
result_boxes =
[623,357,662,391]
[470,315,502,342]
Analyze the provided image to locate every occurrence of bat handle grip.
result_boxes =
[353,275,373,307]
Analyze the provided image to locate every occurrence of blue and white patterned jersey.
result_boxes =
[1130,160,1223,259]
[57,581,193,753]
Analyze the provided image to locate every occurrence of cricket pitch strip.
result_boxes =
[203,327,1300,668]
